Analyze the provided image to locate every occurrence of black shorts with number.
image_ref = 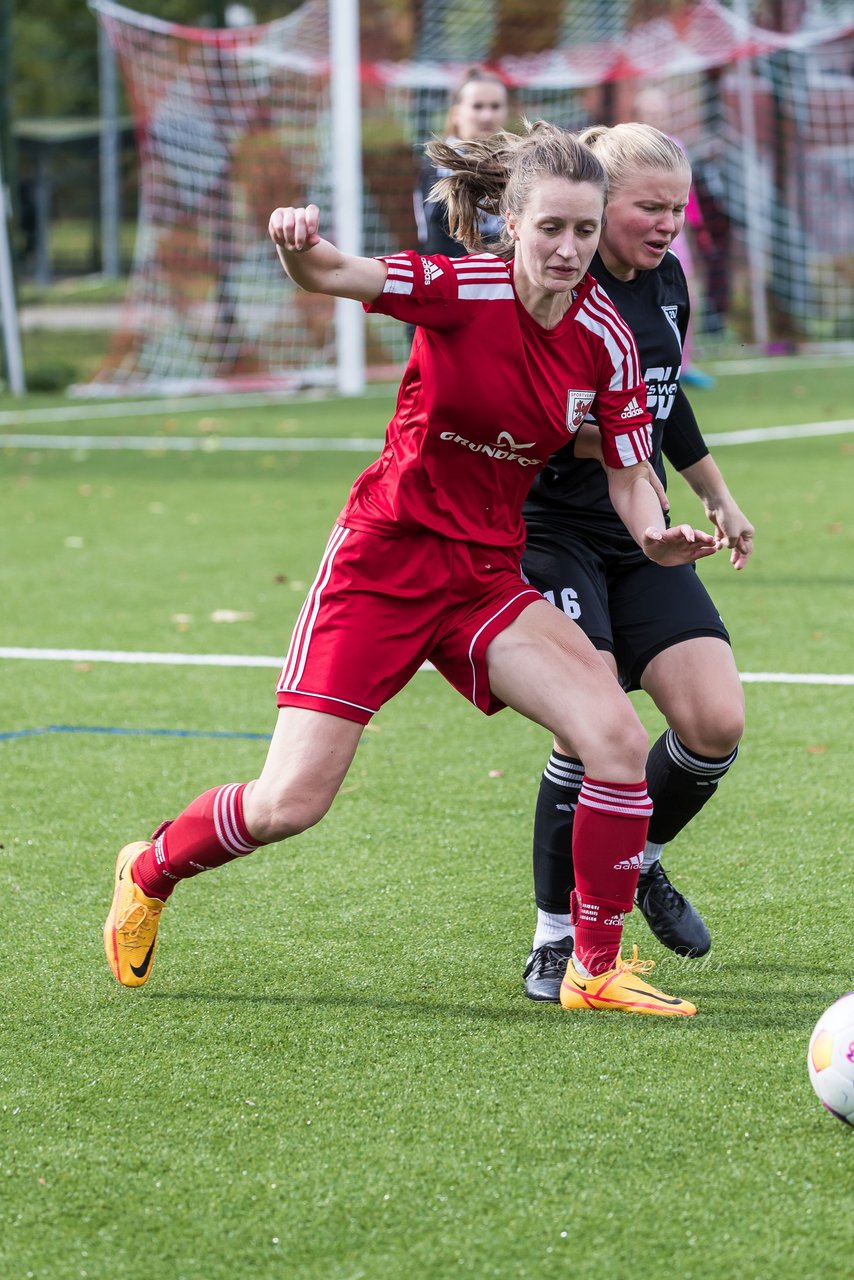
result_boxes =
[522,523,731,692]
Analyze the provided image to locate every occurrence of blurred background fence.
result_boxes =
[2,0,853,395]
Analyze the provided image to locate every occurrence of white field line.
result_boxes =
[1,418,852,453]
[703,419,854,446]
[0,647,852,685]
[0,432,385,452]
[707,353,854,375]
[0,384,395,426]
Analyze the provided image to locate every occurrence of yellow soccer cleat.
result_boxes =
[559,945,697,1017]
[104,842,166,987]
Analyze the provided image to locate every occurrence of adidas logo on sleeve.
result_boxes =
[421,258,444,285]
[620,396,645,419]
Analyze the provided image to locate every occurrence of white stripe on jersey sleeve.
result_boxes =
[588,281,640,349]
[616,425,653,466]
[458,283,514,299]
[634,422,653,458]
[575,306,628,391]
[586,290,640,388]
[452,253,506,266]
[578,285,642,389]
[589,281,639,350]
[452,256,513,299]
[452,270,511,280]
[381,254,414,294]
[451,256,509,275]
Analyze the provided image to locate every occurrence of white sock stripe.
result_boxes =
[665,729,739,776]
[548,752,584,774]
[212,785,235,853]
[213,783,256,856]
[579,780,654,818]
[544,754,585,788]
[213,784,245,855]
[544,765,583,788]
[224,783,259,854]
[579,795,654,817]
[581,780,652,806]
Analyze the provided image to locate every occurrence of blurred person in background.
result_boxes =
[413,66,510,257]
[521,121,754,1001]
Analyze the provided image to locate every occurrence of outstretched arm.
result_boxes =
[268,204,387,303]
[606,462,718,567]
[678,454,755,570]
[575,422,670,514]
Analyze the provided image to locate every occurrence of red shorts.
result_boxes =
[276,523,542,724]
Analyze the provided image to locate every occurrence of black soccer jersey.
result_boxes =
[523,249,710,554]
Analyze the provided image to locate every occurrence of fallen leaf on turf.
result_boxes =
[210,609,255,623]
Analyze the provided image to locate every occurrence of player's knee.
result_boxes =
[574,703,649,779]
[245,784,334,842]
[686,704,744,759]
[616,713,651,774]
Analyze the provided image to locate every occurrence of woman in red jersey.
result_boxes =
[104,123,718,1015]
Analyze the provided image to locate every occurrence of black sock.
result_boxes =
[532,751,583,912]
[646,729,738,846]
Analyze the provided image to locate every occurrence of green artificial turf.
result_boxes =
[1,362,852,1279]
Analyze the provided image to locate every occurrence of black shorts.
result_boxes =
[522,527,731,692]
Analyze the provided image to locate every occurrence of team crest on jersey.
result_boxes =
[661,304,682,345]
[566,389,595,434]
[421,258,444,285]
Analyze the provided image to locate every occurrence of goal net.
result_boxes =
[83,0,854,397]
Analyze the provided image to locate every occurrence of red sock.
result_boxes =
[131,783,263,900]
[570,776,652,975]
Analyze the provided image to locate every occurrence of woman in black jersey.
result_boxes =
[522,122,755,1001]
[413,67,509,257]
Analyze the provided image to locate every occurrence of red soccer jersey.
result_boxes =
[340,251,652,554]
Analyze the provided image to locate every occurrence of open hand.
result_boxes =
[642,523,719,566]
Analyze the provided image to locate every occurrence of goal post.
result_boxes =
[0,145,25,396]
[329,0,365,396]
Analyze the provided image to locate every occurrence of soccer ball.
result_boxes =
[807,992,854,1126]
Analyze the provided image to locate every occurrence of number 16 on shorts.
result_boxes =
[543,587,581,620]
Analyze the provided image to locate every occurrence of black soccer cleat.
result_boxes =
[523,935,574,1002]
[635,861,711,957]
